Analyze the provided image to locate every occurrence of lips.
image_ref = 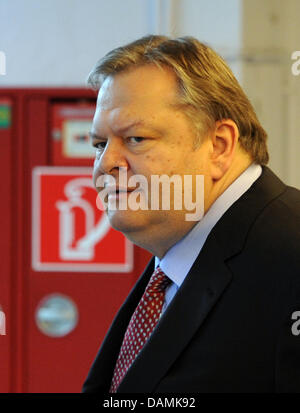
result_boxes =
[105,186,136,196]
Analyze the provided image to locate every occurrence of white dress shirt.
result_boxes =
[155,163,262,313]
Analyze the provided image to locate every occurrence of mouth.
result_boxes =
[108,187,135,194]
[105,187,138,199]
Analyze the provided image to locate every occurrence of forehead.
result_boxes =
[96,65,180,113]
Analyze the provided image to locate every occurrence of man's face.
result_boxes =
[91,64,212,255]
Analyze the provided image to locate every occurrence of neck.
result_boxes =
[205,152,253,214]
[126,218,198,259]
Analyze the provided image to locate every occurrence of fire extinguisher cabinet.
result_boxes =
[0,88,151,393]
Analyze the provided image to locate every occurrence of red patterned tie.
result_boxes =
[109,266,171,393]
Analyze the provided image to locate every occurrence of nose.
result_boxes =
[93,138,128,186]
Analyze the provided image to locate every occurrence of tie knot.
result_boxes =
[146,266,171,293]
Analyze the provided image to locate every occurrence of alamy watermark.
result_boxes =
[0,310,6,335]
[95,168,204,221]
[291,310,300,336]
[291,51,300,76]
[0,51,6,76]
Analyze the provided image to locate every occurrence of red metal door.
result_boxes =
[0,89,151,393]
[0,97,13,392]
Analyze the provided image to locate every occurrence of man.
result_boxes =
[82,35,300,393]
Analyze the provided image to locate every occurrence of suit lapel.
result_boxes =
[118,232,232,392]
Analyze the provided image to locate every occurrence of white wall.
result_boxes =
[0,0,150,85]
[0,0,241,86]
[1,0,298,186]
[241,0,300,187]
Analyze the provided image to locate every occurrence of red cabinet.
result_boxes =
[0,89,151,393]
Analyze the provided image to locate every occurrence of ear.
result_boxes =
[210,119,239,180]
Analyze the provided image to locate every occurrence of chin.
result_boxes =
[107,210,146,234]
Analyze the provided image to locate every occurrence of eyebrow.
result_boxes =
[89,120,162,140]
[116,120,149,133]
[89,131,103,140]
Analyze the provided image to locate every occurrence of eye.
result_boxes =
[93,141,106,150]
[127,137,145,144]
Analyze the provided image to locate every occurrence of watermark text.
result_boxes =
[0,310,6,335]
[0,51,6,76]
[95,169,204,221]
[291,51,300,76]
[291,310,300,336]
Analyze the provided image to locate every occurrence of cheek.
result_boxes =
[130,148,184,177]
[131,156,158,175]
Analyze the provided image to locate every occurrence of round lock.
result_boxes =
[35,294,78,337]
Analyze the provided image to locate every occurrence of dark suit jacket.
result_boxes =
[82,166,300,393]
